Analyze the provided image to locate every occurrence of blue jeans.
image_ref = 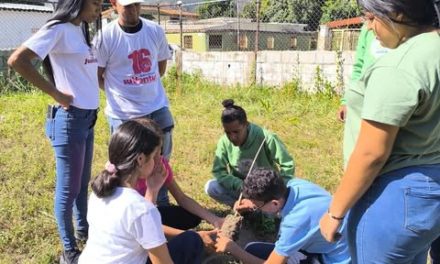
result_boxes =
[347,164,440,264]
[204,179,240,207]
[45,106,97,251]
[107,107,174,206]
[146,230,203,264]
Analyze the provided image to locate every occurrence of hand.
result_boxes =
[52,90,73,109]
[198,230,218,252]
[212,216,225,229]
[337,105,347,122]
[146,157,167,194]
[319,212,343,243]
[215,232,234,253]
[233,198,255,213]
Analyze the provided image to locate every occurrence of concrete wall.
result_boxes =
[1,10,51,50]
[180,50,355,92]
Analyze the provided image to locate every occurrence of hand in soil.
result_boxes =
[215,232,235,253]
[233,198,256,213]
[198,230,218,252]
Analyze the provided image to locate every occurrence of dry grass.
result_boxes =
[0,76,344,263]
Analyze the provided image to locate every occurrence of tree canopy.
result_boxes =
[196,0,236,19]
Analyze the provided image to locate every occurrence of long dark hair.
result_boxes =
[357,0,440,28]
[42,0,102,84]
[221,99,248,125]
[91,120,161,198]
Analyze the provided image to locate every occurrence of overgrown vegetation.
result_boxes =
[0,72,344,263]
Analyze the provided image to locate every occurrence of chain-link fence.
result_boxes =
[1,0,362,87]
[0,0,362,53]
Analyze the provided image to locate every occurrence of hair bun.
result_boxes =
[222,99,235,108]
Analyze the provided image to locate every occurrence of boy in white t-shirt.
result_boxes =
[97,0,173,207]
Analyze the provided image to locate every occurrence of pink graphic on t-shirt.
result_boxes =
[128,48,152,74]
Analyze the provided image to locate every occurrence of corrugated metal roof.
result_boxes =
[0,3,53,12]
[165,17,307,34]
[101,6,198,19]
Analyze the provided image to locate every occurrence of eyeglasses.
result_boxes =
[252,201,268,212]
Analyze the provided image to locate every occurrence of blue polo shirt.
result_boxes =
[274,179,351,264]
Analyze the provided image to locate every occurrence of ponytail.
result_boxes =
[91,169,121,198]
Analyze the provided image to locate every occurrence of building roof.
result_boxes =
[165,17,308,34]
[101,5,199,20]
[326,17,363,29]
[0,3,53,12]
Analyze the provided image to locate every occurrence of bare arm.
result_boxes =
[147,243,174,264]
[320,120,399,241]
[7,46,72,107]
[216,234,287,264]
[98,67,105,90]
[168,179,223,228]
[158,60,167,77]
[162,225,184,240]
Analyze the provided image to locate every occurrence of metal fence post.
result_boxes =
[254,0,260,85]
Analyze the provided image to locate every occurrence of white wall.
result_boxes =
[179,50,355,92]
[0,11,52,50]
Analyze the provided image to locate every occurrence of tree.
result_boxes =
[196,0,236,19]
[243,0,325,31]
[320,0,361,23]
[241,0,270,21]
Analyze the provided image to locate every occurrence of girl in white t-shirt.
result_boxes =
[8,0,102,263]
[79,119,203,264]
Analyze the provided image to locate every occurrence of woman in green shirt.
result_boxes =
[204,99,295,206]
[320,0,440,263]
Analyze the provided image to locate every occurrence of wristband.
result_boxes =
[327,209,344,221]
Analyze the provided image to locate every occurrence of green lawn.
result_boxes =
[0,76,344,263]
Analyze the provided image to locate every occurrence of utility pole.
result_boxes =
[157,3,161,25]
[254,0,260,85]
[178,0,183,49]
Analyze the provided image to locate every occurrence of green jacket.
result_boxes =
[212,123,295,192]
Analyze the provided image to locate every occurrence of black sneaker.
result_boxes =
[60,249,81,264]
[75,231,88,243]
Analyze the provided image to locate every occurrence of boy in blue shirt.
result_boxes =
[215,167,351,264]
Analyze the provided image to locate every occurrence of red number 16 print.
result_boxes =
[128,49,152,74]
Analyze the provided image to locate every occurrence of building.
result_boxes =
[101,4,199,27]
[0,2,54,50]
[165,17,316,52]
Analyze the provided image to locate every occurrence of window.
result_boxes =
[267,36,275,49]
[184,35,193,49]
[290,36,297,50]
[209,35,222,50]
[239,34,248,49]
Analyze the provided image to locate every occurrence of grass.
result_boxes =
[0,73,344,263]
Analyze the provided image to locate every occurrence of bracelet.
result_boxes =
[327,209,344,221]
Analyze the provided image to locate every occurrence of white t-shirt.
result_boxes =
[97,18,171,119]
[79,187,166,264]
[24,21,99,109]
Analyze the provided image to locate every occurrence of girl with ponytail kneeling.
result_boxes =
[79,120,203,264]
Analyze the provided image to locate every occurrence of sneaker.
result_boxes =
[60,249,81,264]
[75,231,88,243]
